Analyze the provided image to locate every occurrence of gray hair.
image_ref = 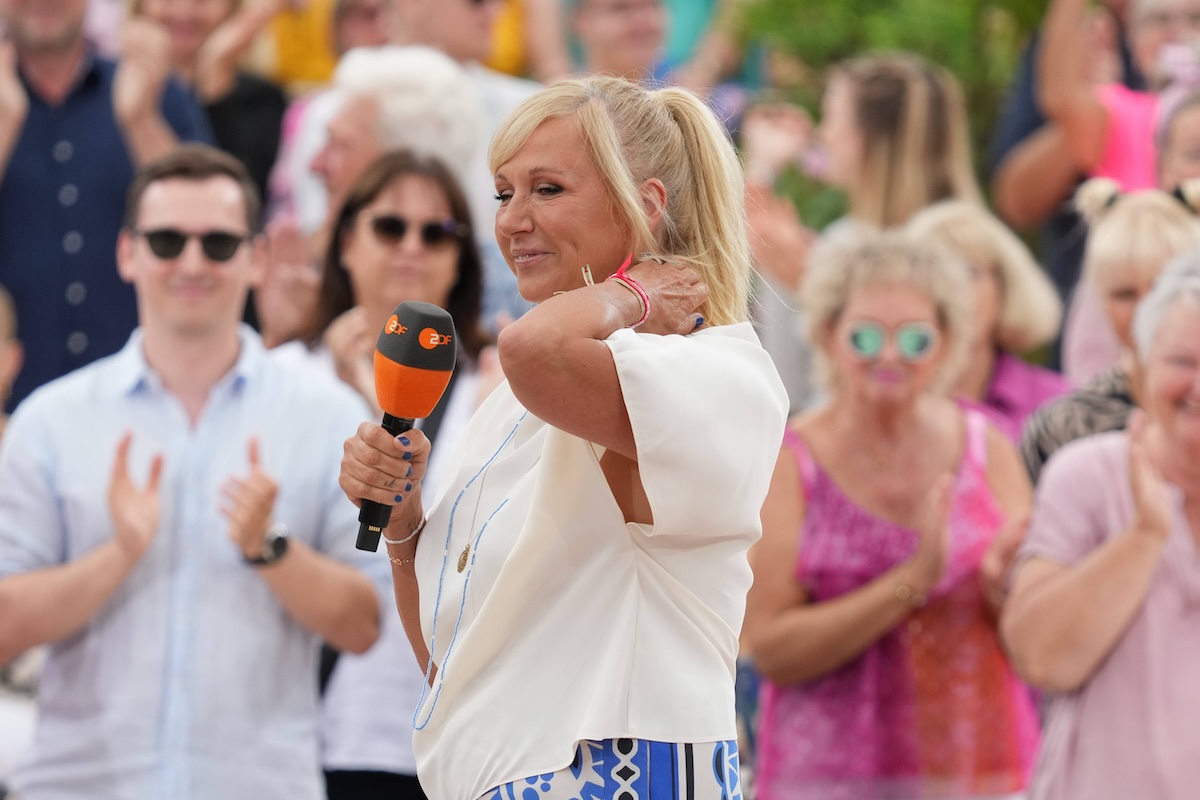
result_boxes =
[1133,250,1200,360]
[333,45,479,181]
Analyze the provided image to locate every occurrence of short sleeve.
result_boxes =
[1091,84,1159,191]
[0,403,67,577]
[605,323,788,538]
[1017,437,1117,569]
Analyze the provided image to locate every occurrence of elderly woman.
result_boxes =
[274,150,488,800]
[745,231,1039,799]
[908,200,1070,442]
[1021,179,1200,483]
[338,76,788,799]
[1002,254,1200,799]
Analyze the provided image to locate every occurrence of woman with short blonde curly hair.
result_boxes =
[746,228,1039,799]
[908,200,1071,442]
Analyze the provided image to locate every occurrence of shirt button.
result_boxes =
[67,331,88,355]
[53,141,74,162]
[63,231,83,254]
[58,184,79,207]
[65,282,87,305]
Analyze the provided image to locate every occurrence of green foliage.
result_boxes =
[737,0,1046,228]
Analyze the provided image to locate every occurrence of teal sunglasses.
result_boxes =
[845,321,939,363]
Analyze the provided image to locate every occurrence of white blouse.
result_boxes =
[412,322,788,799]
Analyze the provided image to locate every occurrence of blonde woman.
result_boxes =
[132,0,287,201]
[338,76,788,799]
[818,52,981,232]
[908,201,1070,442]
[746,230,1038,798]
[1022,179,1200,483]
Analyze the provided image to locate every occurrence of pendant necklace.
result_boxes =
[413,411,528,730]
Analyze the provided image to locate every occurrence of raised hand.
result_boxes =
[257,218,321,348]
[746,182,815,292]
[980,512,1028,610]
[622,258,709,336]
[195,0,286,102]
[107,432,165,564]
[324,306,376,403]
[220,438,280,560]
[741,103,813,185]
[113,18,172,127]
[904,474,955,599]
[1128,411,1173,541]
[0,39,28,132]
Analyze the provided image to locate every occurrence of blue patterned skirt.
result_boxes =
[483,738,742,800]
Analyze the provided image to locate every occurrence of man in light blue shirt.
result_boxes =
[0,145,381,800]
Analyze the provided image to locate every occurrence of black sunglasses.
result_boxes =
[368,215,469,249]
[132,228,250,262]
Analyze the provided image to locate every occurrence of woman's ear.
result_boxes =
[639,178,668,234]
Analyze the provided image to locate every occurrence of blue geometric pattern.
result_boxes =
[484,739,741,800]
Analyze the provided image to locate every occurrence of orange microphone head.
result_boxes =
[373,301,457,419]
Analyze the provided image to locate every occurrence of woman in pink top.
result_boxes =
[746,231,1039,799]
[1003,255,1200,800]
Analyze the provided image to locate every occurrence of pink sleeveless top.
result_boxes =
[755,411,1039,799]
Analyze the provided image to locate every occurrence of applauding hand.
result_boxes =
[221,439,281,561]
[107,432,165,565]
[1128,411,1173,542]
[114,18,172,127]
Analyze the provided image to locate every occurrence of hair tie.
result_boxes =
[606,253,651,328]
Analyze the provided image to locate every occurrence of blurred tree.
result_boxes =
[735,0,1044,228]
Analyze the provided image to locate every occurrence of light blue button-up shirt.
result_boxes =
[0,327,376,800]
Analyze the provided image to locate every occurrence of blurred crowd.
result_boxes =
[1,0,1200,798]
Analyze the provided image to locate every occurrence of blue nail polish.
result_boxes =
[694,316,705,329]
[402,452,413,461]
[405,483,412,492]
[394,494,404,503]
[406,465,413,477]
[397,436,410,446]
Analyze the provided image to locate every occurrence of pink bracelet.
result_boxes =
[606,253,651,328]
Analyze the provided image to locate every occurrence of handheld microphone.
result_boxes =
[356,301,457,551]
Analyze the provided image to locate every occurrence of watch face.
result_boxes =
[267,531,289,560]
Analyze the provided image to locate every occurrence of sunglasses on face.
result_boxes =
[845,321,940,362]
[132,228,250,262]
[368,214,469,249]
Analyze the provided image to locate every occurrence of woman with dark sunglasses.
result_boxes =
[744,230,1040,799]
[276,149,490,800]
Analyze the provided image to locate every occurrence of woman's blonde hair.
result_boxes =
[1075,177,1200,289]
[489,75,751,325]
[0,284,14,342]
[907,200,1062,352]
[834,53,981,228]
[801,229,971,392]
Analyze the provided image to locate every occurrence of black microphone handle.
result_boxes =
[356,412,416,552]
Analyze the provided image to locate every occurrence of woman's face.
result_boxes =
[140,0,235,64]
[340,175,463,311]
[1128,0,1200,83]
[1097,263,1161,349]
[829,282,947,408]
[1142,299,1200,454]
[817,76,863,190]
[494,116,633,303]
[1160,104,1200,189]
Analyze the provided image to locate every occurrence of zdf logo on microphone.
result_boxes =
[384,315,408,335]
[420,328,453,350]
